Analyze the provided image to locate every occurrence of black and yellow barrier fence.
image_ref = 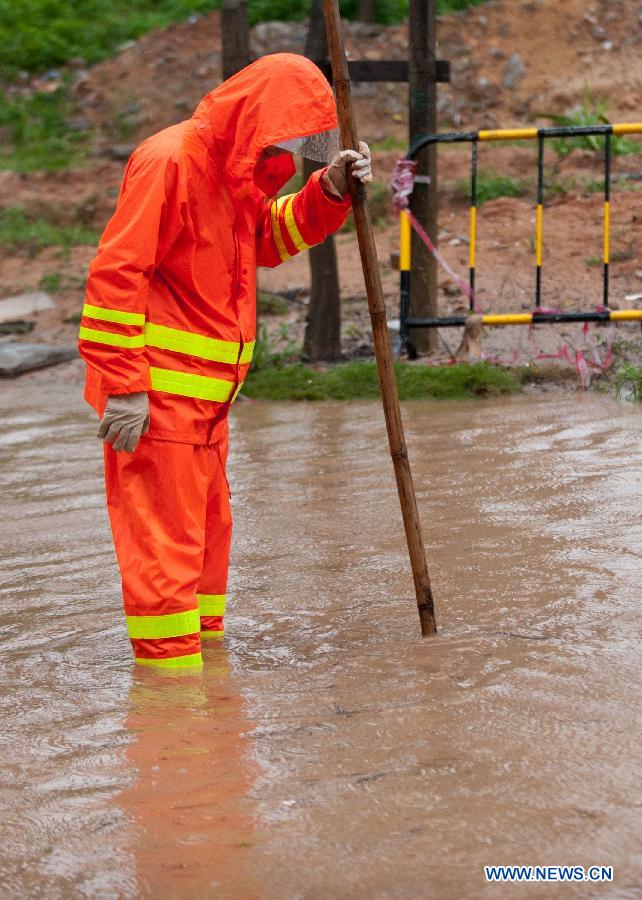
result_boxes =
[399,123,642,347]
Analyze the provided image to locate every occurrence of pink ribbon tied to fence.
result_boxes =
[391,159,479,310]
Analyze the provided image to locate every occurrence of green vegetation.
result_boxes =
[615,363,642,402]
[456,171,529,205]
[257,290,289,316]
[244,358,520,401]
[39,271,63,292]
[0,207,98,255]
[0,0,215,78]
[0,1,487,78]
[0,86,89,172]
[544,92,640,158]
[371,136,408,153]
[251,323,300,371]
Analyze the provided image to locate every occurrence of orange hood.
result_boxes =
[192,53,337,190]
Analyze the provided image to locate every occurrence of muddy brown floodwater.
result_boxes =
[1,381,641,898]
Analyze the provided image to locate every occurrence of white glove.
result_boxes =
[323,141,373,196]
[98,392,150,453]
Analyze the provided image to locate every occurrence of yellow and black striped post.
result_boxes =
[603,131,611,307]
[535,134,544,308]
[469,139,478,310]
[399,209,412,352]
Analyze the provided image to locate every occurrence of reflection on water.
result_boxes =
[1,383,641,897]
[120,650,259,898]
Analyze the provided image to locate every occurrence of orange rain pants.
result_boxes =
[104,433,232,668]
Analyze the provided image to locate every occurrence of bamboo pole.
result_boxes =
[322,0,437,636]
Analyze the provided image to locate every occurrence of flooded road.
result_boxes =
[1,382,641,898]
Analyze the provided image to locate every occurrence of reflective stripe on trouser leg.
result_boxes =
[103,439,211,666]
[198,434,232,639]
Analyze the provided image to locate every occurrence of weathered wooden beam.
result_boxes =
[313,59,450,84]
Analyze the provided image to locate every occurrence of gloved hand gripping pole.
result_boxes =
[322,0,437,636]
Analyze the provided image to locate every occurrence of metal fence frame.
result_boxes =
[399,123,642,350]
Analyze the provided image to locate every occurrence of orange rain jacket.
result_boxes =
[78,54,351,444]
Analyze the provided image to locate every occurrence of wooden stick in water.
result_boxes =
[322,0,437,636]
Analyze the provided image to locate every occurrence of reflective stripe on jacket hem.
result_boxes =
[126,607,200,639]
[134,652,203,669]
[150,367,238,402]
[79,326,145,349]
[197,593,226,616]
[82,303,145,326]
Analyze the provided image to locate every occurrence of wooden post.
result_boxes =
[221,0,250,81]
[408,0,439,354]
[356,0,376,23]
[304,0,343,362]
[322,0,437,636]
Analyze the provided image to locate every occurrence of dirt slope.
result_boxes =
[2,0,642,373]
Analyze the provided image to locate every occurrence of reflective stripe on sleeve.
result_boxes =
[78,326,145,349]
[150,367,237,402]
[197,594,226,616]
[283,196,311,252]
[126,608,201,639]
[82,303,145,326]
[271,195,291,262]
[135,652,203,669]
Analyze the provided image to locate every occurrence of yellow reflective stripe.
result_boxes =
[200,630,225,639]
[482,313,533,325]
[399,210,411,271]
[150,367,237,402]
[478,128,538,141]
[239,341,255,364]
[135,652,203,669]
[284,196,311,253]
[469,206,477,269]
[145,323,237,364]
[603,201,610,264]
[126,608,200,639]
[271,196,291,262]
[78,326,145,349]
[535,203,543,266]
[82,303,145,326]
[197,594,226,616]
[609,310,642,321]
[612,123,642,136]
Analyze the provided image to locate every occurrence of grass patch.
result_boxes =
[0,207,98,255]
[615,363,642,402]
[456,171,528,205]
[542,92,640,159]
[243,359,520,401]
[0,86,89,172]
[38,271,63,292]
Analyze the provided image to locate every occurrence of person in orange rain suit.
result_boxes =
[78,53,373,670]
